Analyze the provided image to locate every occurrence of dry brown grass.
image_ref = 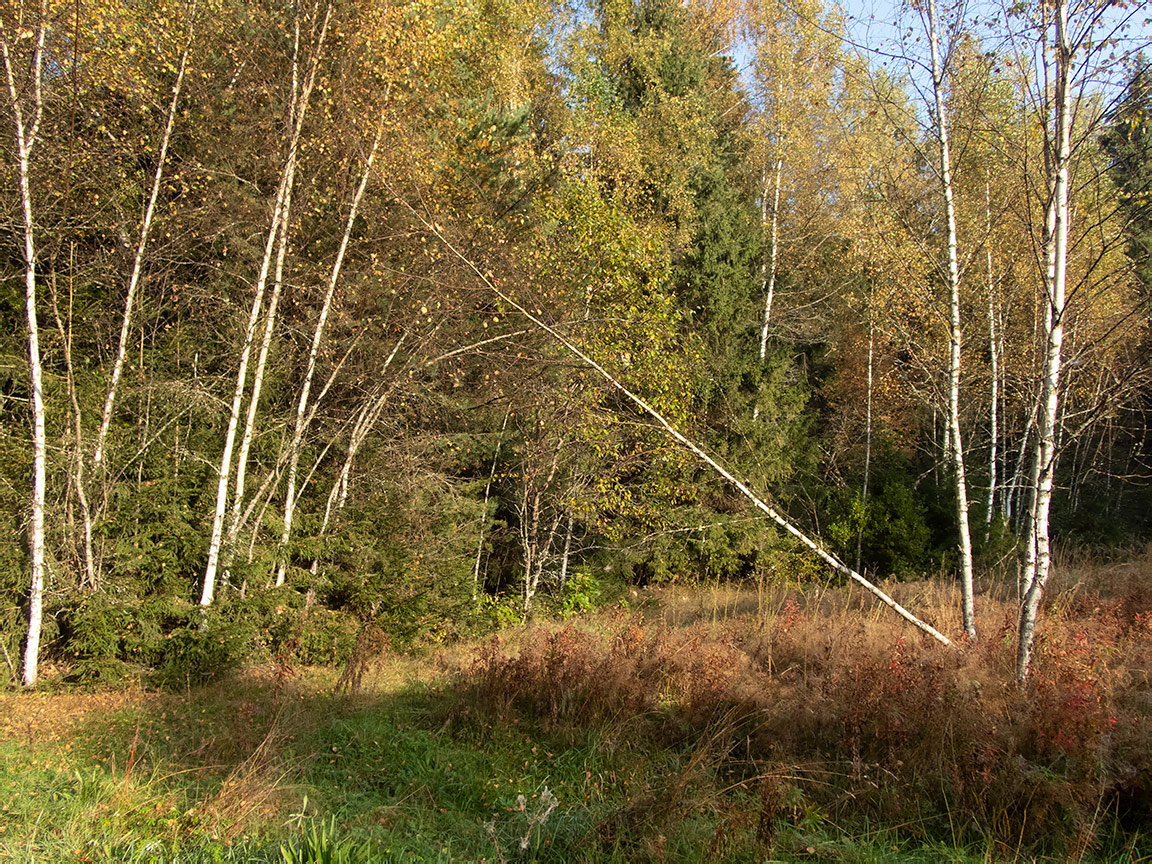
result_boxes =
[459,561,1152,856]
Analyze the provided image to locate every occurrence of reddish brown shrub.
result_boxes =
[460,578,1152,855]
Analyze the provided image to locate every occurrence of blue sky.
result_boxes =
[727,0,1150,120]
[834,0,1150,95]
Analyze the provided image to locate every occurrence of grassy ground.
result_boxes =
[3,561,1152,862]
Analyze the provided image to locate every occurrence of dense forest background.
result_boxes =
[1,0,1150,686]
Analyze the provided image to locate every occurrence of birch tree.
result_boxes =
[420,211,954,646]
[2,0,48,687]
[274,109,386,587]
[746,0,843,349]
[200,4,331,606]
[1006,0,1146,682]
[922,0,976,639]
[221,18,305,572]
[93,5,195,472]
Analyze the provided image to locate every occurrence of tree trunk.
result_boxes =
[200,7,330,605]
[307,335,406,576]
[225,18,307,570]
[3,3,48,686]
[225,154,297,570]
[50,261,96,590]
[276,110,385,586]
[759,157,783,362]
[558,511,575,593]
[520,441,561,616]
[1018,0,1072,683]
[985,177,998,541]
[927,0,975,639]
[94,10,194,469]
[855,316,873,574]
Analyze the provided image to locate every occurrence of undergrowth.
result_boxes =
[2,566,1152,862]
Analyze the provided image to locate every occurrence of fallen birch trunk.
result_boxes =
[419,214,953,647]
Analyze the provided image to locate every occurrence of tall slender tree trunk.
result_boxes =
[927,0,975,639]
[3,2,48,687]
[997,309,1008,523]
[1018,208,1056,599]
[985,177,998,540]
[224,154,296,569]
[276,111,385,586]
[224,19,306,570]
[1018,0,1072,683]
[50,261,96,590]
[94,8,194,470]
[759,157,783,362]
[520,443,561,616]
[855,315,873,574]
[200,6,330,606]
[558,510,575,593]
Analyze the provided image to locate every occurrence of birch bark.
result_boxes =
[3,0,48,686]
[224,154,296,569]
[1017,0,1072,683]
[224,19,306,569]
[985,177,998,540]
[275,111,386,587]
[50,264,96,590]
[855,318,873,574]
[758,156,782,361]
[926,0,975,639]
[200,5,331,606]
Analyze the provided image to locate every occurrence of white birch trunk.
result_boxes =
[200,7,330,605]
[1019,197,1057,598]
[985,178,998,540]
[224,19,305,568]
[200,164,293,605]
[997,309,1008,523]
[224,155,296,567]
[1018,0,1072,683]
[758,157,782,362]
[558,510,575,593]
[3,3,48,686]
[93,11,194,469]
[521,443,561,616]
[525,512,563,616]
[427,218,953,646]
[927,0,975,639]
[275,112,385,586]
[855,320,873,574]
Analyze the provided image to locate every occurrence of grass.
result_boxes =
[3,561,1152,862]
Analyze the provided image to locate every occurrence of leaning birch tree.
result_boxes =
[274,109,386,587]
[418,209,953,646]
[200,4,331,606]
